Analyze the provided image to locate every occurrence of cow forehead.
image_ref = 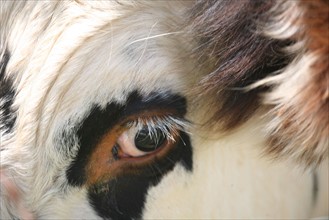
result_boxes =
[1,1,328,219]
[11,1,193,113]
[9,0,196,150]
[2,1,198,218]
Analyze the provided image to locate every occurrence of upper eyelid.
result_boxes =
[123,115,189,141]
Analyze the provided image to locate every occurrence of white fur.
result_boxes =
[0,1,328,219]
[144,116,315,219]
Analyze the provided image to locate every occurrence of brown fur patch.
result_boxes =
[265,0,329,166]
[187,0,291,130]
[188,0,328,166]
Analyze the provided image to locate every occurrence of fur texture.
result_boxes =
[260,0,329,166]
[0,1,328,219]
[187,0,328,166]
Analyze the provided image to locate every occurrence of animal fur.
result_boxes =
[187,0,329,166]
[0,1,328,219]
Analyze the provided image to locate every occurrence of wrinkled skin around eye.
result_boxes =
[116,126,166,158]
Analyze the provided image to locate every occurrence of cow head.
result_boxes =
[1,1,328,219]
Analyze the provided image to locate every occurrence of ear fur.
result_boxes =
[261,0,329,166]
[188,0,328,166]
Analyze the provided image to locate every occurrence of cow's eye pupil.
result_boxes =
[134,127,166,152]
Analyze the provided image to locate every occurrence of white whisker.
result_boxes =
[127,31,181,47]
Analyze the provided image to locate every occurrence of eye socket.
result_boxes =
[85,115,189,185]
[134,126,166,152]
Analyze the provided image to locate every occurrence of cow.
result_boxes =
[0,1,328,219]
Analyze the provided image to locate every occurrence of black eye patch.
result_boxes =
[0,50,16,134]
[63,90,192,219]
[66,90,189,186]
[88,131,192,220]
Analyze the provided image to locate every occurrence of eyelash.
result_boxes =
[124,115,189,143]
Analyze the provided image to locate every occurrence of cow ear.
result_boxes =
[257,0,329,166]
[188,0,328,167]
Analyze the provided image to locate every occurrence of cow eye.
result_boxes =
[134,126,166,152]
[83,115,190,186]
[114,122,171,158]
